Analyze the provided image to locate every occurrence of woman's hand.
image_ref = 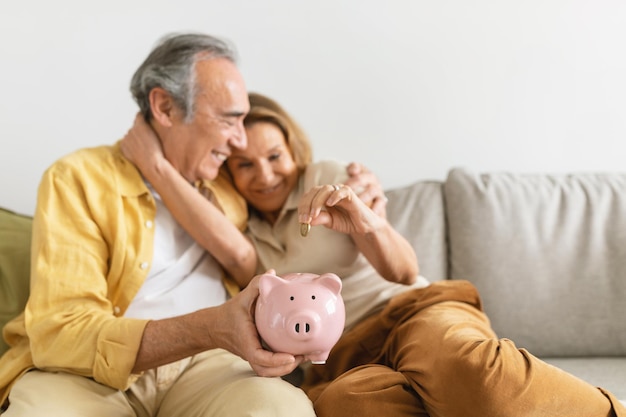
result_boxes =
[297,183,384,236]
[120,113,166,178]
[344,162,388,218]
[298,181,419,286]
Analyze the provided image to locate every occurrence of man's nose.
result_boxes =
[230,120,247,150]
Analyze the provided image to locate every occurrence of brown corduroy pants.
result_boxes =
[302,280,625,417]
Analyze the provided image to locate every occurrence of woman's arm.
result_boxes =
[120,115,256,288]
[298,183,418,285]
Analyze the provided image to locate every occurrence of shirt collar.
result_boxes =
[247,172,306,237]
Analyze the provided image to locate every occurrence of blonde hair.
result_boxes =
[220,92,313,190]
[244,92,313,171]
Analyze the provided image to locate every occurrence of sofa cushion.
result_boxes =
[386,180,447,282]
[543,357,626,401]
[445,168,626,357]
[0,207,32,356]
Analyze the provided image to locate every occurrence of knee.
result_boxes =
[433,337,528,406]
[314,365,422,417]
[445,337,522,380]
[436,337,502,380]
[315,377,359,417]
[221,376,315,417]
[314,375,364,417]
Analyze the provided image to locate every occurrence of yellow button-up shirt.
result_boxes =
[0,143,246,404]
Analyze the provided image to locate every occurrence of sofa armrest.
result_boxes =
[386,180,447,282]
[0,207,32,356]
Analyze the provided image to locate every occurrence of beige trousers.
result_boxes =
[3,349,314,416]
[303,280,626,417]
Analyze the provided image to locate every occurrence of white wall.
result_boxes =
[2,0,625,215]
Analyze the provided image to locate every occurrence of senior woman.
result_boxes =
[121,93,625,417]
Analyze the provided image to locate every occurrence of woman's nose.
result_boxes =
[255,161,274,183]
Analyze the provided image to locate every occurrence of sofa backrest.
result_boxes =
[444,168,626,357]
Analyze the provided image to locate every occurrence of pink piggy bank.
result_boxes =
[255,272,345,364]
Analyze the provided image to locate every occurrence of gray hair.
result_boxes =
[130,32,238,122]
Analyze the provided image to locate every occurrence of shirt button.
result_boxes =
[113,306,121,315]
[145,220,153,229]
[140,262,149,270]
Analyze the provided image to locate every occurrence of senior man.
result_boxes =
[0,33,315,416]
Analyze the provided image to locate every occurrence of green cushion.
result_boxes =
[0,207,32,356]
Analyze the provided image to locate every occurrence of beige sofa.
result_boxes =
[1,167,625,402]
[385,167,626,402]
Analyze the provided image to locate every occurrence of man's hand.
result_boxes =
[134,271,302,376]
[215,271,304,377]
[344,162,388,217]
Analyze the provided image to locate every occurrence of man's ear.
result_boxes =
[148,87,177,127]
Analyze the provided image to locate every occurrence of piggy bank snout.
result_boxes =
[286,311,321,340]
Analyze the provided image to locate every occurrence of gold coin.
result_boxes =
[300,222,311,237]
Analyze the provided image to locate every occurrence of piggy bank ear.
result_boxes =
[259,274,288,298]
[317,273,342,295]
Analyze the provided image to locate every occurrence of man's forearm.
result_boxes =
[132,308,217,372]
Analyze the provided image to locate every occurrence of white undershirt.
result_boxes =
[124,185,227,320]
